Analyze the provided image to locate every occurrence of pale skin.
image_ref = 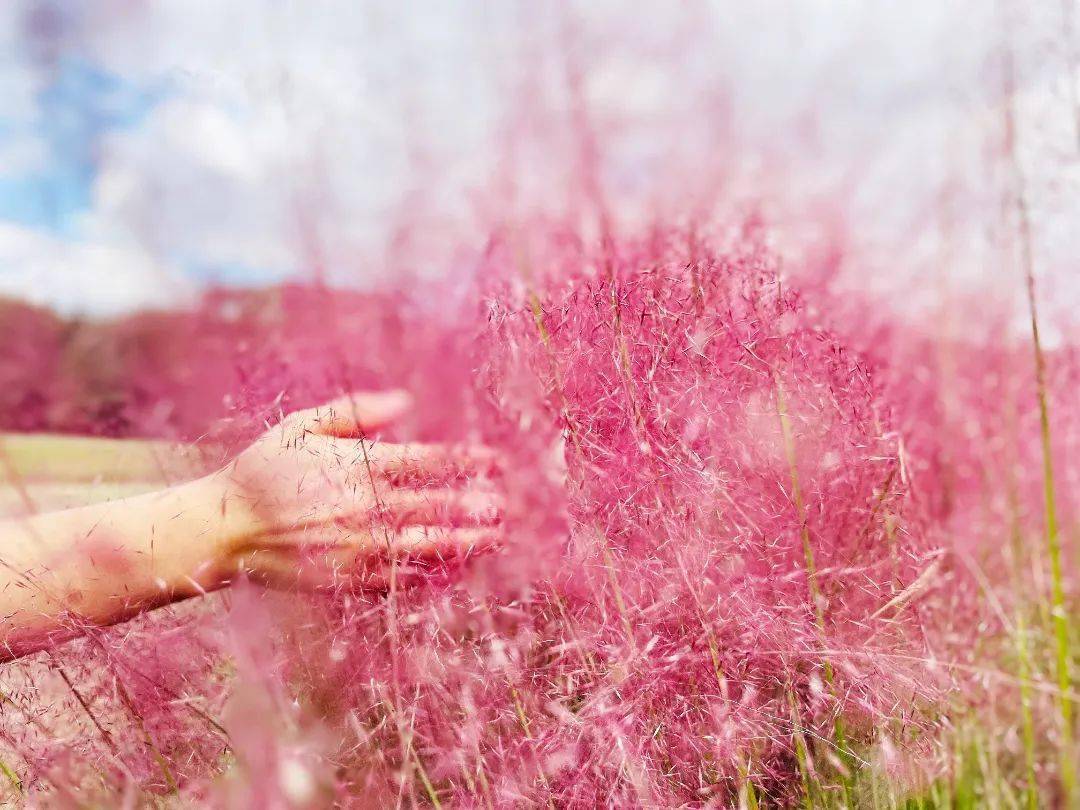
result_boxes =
[0,391,501,661]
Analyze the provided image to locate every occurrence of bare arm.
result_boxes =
[0,392,499,661]
[0,474,240,659]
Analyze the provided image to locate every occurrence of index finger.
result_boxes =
[285,390,413,438]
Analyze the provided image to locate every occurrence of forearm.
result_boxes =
[0,474,244,660]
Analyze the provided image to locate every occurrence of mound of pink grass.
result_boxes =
[0,226,958,806]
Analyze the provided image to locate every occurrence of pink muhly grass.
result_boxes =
[0,224,983,806]
[170,226,937,807]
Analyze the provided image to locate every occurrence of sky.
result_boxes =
[0,1,1077,324]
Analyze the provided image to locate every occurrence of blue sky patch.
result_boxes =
[0,56,162,236]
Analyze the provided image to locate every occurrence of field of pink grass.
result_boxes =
[0,4,1077,806]
[0,215,1076,807]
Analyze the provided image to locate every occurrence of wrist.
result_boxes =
[171,471,261,590]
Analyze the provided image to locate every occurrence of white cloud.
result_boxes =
[0,130,47,174]
[0,0,1076,324]
[73,0,501,287]
[0,222,191,316]
[0,9,48,177]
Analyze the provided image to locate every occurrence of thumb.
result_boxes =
[290,390,413,437]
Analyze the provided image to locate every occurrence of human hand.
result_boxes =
[209,391,501,589]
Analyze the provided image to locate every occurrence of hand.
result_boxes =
[211,391,501,589]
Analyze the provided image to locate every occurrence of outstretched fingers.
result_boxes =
[293,434,497,480]
[378,487,503,526]
[370,442,500,483]
[285,390,413,438]
[375,525,502,558]
[350,525,502,591]
[233,524,501,590]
